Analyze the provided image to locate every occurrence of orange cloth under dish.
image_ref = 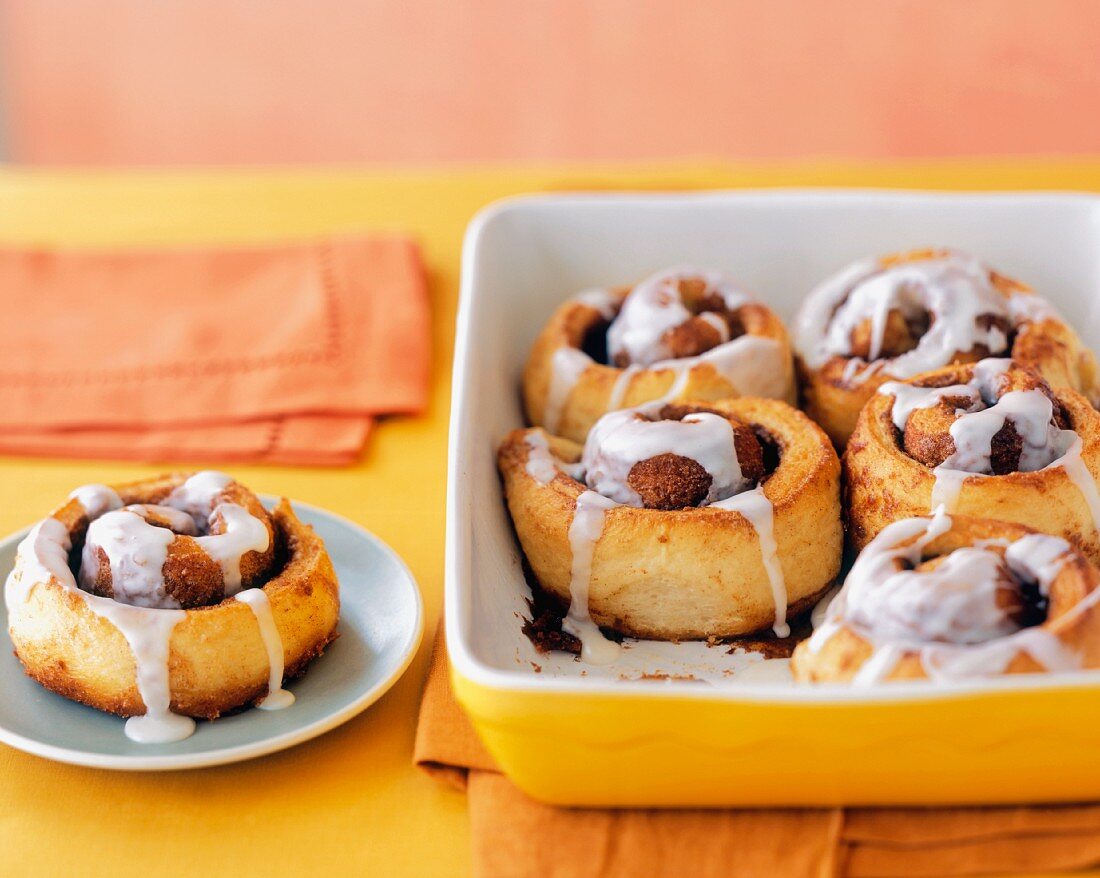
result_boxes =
[415,629,1100,878]
[0,237,429,465]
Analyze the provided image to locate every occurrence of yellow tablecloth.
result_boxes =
[3,160,1100,877]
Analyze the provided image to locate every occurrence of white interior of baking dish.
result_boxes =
[446,190,1100,698]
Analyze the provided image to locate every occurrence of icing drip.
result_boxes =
[113,606,193,743]
[712,487,790,637]
[795,251,1012,378]
[581,405,751,507]
[524,433,583,485]
[607,267,752,367]
[524,433,560,484]
[649,335,788,403]
[195,504,271,596]
[607,364,640,410]
[236,588,294,710]
[606,335,788,409]
[4,517,195,743]
[5,517,75,611]
[544,347,593,434]
[69,484,123,518]
[812,509,1090,683]
[563,491,621,664]
[170,471,272,596]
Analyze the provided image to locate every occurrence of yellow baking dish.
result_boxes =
[446,190,1100,806]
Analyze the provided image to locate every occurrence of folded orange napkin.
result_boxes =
[415,629,1100,878]
[0,236,429,465]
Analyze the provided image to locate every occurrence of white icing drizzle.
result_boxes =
[69,484,123,519]
[879,360,1100,531]
[572,288,619,320]
[607,364,641,410]
[1058,436,1100,534]
[581,405,751,507]
[81,510,180,609]
[166,470,234,529]
[604,336,788,411]
[646,335,788,404]
[607,266,752,367]
[122,504,200,535]
[810,585,842,630]
[563,490,621,664]
[1006,291,1060,325]
[712,487,789,637]
[5,517,76,611]
[811,508,1093,683]
[195,504,271,596]
[235,588,294,710]
[4,517,195,743]
[111,605,193,744]
[544,347,593,434]
[794,251,1012,378]
[523,433,583,485]
[524,433,560,484]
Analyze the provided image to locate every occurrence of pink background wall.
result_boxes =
[4,0,1100,166]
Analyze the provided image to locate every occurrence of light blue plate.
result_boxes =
[0,498,424,770]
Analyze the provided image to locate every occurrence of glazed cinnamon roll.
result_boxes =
[498,398,841,660]
[793,248,1100,446]
[5,472,340,743]
[845,359,1100,563]
[523,267,797,443]
[791,510,1100,683]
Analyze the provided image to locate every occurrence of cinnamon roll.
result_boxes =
[793,248,1100,446]
[791,510,1100,683]
[5,472,340,743]
[523,267,797,443]
[845,359,1100,563]
[498,399,841,660]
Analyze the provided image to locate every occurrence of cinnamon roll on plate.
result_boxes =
[5,472,340,743]
[845,358,1100,564]
[523,267,797,443]
[792,510,1100,683]
[498,399,841,661]
[793,248,1100,447]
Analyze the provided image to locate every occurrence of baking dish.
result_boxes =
[445,190,1100,807]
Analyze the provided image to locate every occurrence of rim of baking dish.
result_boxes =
[446,188,1100,705]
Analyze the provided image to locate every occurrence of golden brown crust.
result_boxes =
[844,362,1100,564]
[7,482,340,720]
[798,249,1100,448]
[523,290,796,444]
[499,398,843,640]
[790,516,1100,682]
